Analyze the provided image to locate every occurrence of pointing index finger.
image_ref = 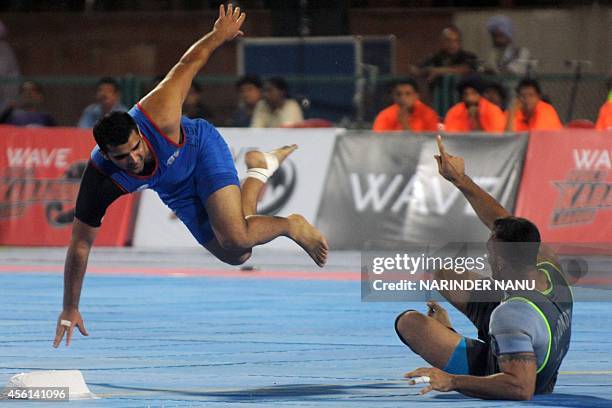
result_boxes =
[436,135,447,157]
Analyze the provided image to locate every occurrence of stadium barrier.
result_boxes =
[1,126,610,249]
[0,125,138,246]
[515,129,612,245]
[316,132,528,249]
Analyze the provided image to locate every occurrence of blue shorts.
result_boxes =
[169,125,240,246]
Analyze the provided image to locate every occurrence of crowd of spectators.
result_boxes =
[0,14,609,131]
[374,15,610,132]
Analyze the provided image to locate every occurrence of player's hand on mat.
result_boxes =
[404,367,454,395]
[53,308,88,348]
[213,3,246,42]
[434,135,465,184]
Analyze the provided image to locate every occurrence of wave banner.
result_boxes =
[515,129,612,245]
[316,132,528,249]
[0,125,138,246]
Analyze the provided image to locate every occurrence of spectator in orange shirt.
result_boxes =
[595,100,612,130]
[595,79,612,130]
[443,76,506,132]
[373,78,439,132]
[507,78,562,131]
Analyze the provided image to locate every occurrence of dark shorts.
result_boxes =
[461,300,502,376]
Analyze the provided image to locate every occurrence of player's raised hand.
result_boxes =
[53,308,88,348]
[213,3,246,42]
[434,135,465,184]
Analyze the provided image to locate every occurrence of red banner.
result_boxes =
[515,130,612,244]
[0,125,138,246]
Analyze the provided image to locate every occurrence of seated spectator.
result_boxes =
[77,77,127,128]
[372,78,438,132]
[483,15,530,76]
[0,81,56,127]
[507,78,562,131]
[483,80,508,111]
[411,26,479,85]
[182,82,215,121]
[595,79,612,131]
[231,75,262,127]
[443,76,506,132]
[251,77,303,128]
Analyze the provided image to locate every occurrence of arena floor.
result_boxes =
[1,247,611,407]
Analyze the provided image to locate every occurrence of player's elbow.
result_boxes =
[507,380,535,401]
[511,387,534,401]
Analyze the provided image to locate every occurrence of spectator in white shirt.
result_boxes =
[483,15,530,76]
[250,77,303,128]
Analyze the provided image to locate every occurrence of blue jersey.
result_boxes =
[90,103,240,245]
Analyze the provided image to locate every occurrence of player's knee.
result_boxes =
[395,310,425,345]
[217,232,251,252]
[224,251,252,266]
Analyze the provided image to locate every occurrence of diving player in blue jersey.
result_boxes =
[53,4,328,347]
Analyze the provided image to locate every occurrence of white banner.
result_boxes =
[132,128,338,249]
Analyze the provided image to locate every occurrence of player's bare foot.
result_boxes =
[427,301,453,329]
[287,214,328,267]
[245,144,298,170]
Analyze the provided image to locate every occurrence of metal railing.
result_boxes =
[0,73,608,128]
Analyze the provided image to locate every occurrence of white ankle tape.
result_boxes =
[246,152,280,183]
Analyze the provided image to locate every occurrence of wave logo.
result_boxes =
[551,149,612,226]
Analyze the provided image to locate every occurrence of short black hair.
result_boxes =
[483,80,508,107]
[236,75,262,89]
[392,77,419,93]
[516,78,542,95]
[93,111,137,153]
[457,75,485,95]
[492,216,541,268]
[97,76,121,92]
[265,76,290,96]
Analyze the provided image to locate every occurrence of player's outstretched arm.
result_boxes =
[53,219,98,348]
[405,352,537,400]
[434,135,511,231]
[139,3,246,135]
